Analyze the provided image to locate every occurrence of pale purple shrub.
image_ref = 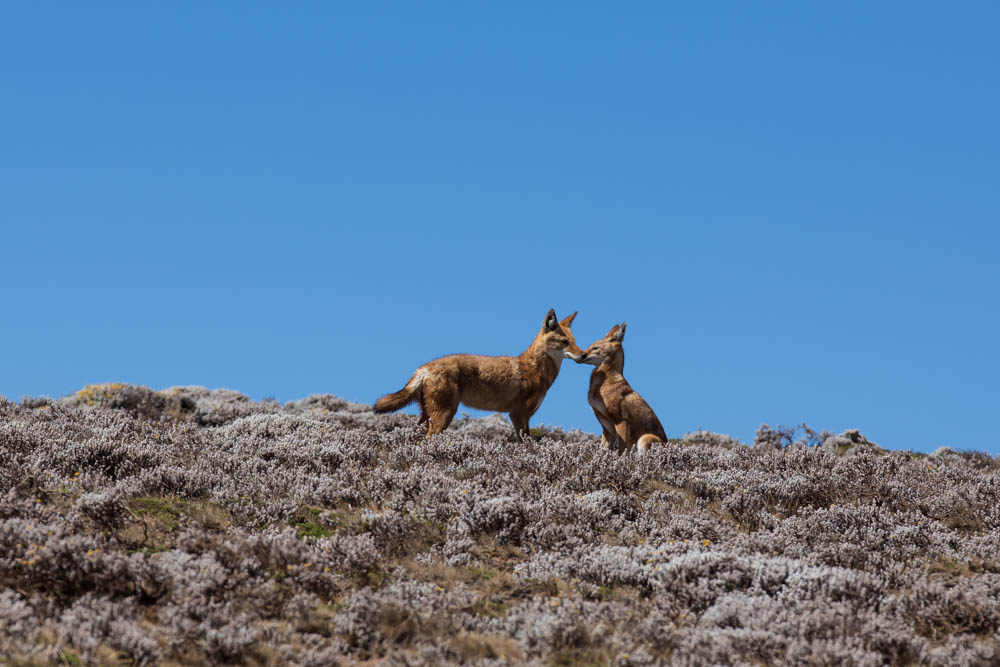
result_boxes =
[58,593,159,665]
[1,384,998,664]
[72,487,129,531]
[681,429,742,448]
[0,590,39,654]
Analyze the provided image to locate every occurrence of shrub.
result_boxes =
[1,383,997,664]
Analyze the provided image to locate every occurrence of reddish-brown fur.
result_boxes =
[374,309,583,438]
[578,322,667,455]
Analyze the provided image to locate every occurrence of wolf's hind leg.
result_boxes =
[423,380,458,436]
[426,410,455,436]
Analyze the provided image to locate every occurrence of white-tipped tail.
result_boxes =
[374,368,426,413]
[636,434,662,456]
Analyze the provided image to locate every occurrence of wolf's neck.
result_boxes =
[598,350,624,376]
[522,342,562,385]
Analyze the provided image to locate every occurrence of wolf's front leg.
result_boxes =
[614,422,631,455]
[599,428,619,450]
[509,411,531,441]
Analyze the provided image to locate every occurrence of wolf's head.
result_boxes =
[538,309,584,362]
[578,322,626,367]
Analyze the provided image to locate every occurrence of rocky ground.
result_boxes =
[1,383,998,665]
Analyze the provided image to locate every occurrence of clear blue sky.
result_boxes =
[2,3,997,453]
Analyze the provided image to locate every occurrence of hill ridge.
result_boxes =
[1,383,998,664]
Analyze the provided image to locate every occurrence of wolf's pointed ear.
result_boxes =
[606,323,620,339]
[612,322,626,342]
[560,311,578,328]
[543,308,559,331]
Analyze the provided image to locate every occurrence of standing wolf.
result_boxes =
[579,322,667,455]
[374,309,583,437]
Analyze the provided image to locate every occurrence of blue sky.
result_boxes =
[2,3,997,453]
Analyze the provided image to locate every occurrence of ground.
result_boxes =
[1,384,998,665]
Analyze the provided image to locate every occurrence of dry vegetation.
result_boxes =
[2,383,999,665]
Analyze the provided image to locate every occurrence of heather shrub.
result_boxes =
[58,593,160,664]
[681,429,742,448]
[1,383,997,664]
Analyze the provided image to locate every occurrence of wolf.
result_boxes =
[374,309,583,437]
[578,322,667,454]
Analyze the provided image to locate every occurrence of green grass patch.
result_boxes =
[58,649,83,666]
[291,506,336,539]
[470,596,509,618]
[130,497,184,531]
[128,496,231,534]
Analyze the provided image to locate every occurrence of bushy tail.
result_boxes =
[636,434,663,456]
[373,370,424,414]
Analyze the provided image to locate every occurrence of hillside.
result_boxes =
[1,384,999,665]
